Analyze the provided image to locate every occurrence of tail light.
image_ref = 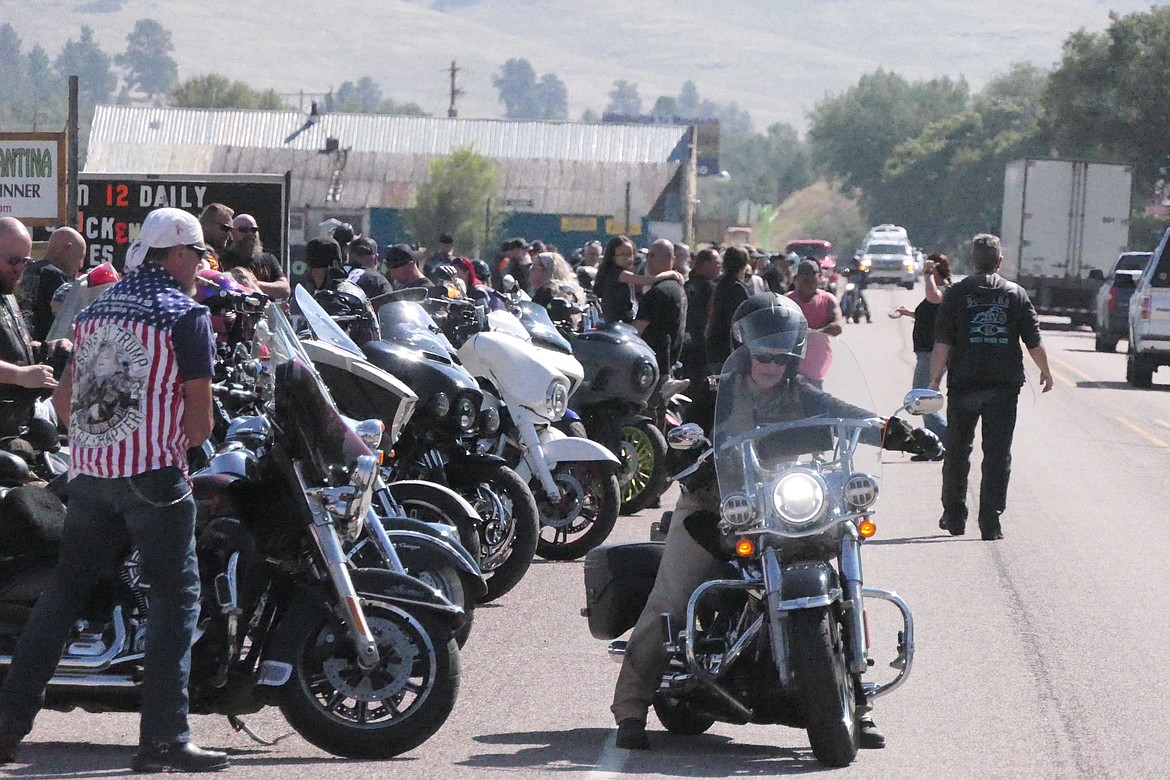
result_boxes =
[1140,294,1153,321]
[1107,286,1118,313]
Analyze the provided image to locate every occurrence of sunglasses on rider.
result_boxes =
[750,351,787,364]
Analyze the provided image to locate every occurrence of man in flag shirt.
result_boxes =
[0,208,228,773]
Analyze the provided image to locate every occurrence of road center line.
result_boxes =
[1116,416,1170,448]
[1048,355,1089,387]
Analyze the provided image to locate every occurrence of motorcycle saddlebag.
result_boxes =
[583,542,664,640]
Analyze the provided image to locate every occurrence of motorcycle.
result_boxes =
[0,300,464,758]
[301,285,539,604]
[840,267,872,324]
[433,294,622,561]
[583,333,940,766]
[533,298,670,515]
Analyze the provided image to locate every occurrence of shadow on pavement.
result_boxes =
[866,535,981,546]
[1076,379,1170,391]
[462,727,823,775]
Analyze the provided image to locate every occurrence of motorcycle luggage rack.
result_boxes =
[860,586,915,700]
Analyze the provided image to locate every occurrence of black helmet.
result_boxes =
[471,258,491,285]
[731,292,807,359]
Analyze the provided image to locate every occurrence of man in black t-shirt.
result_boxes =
[30,227,86,342]
[634,239,687,381]
[344,237,393,301]
[929,234,1053,541]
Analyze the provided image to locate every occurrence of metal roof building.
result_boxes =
[84,106,693,246]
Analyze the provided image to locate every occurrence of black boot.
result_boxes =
[615,718,649,750]
[131,741,229,773]
[859,715,886,749]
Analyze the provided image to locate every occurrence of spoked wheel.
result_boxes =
[464,465,540,603]
[534,462,620,561]
[279,587,460,758]
[388,483,482,563]
[790,607,859,767]
[616,420,668,515]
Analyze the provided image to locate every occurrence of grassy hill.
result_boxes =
[1,0,1163,133]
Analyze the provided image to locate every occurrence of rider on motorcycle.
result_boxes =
[609,292,939,751]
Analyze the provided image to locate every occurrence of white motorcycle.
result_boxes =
[437,296,622,561]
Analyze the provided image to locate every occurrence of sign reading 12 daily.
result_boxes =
[0,132,67,225]
[78,174,287,271]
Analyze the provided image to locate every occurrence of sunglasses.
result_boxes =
[4,256,31,268]
[750,352,787,364]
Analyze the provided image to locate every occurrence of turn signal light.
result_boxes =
[735,538,755,557]
[858,519,877,538]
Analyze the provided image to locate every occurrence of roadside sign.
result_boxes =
[0,132,67,225]
[77,172,290,271]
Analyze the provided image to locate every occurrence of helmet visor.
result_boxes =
[734,307,807,359]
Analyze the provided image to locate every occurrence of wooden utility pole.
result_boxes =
[448,61,463,118]
[68,76,79,227]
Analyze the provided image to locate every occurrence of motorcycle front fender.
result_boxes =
[779,561,841,607]
[387,529,488,598]
[537,427,620,468]
[386,479,479,526]
[443,451,510,487]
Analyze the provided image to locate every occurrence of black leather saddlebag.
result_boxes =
[0,485,65,559]
[583,542,664,640]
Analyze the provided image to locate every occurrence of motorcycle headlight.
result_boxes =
[860,257,872,269]
[772,469,827,525]
[633,359,656,390]
[546,380,569,420]
[479,405,500,436]
[430,391,450,418]
[456,395,477,432]
[354,418,384,450]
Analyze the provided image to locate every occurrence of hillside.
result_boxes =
[1,0,1165,133]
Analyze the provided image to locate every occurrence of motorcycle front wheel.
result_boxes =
[465,465,540,602]
[616,420,668,516]
[790,607,859,767]
[534,462,620,561]
[279,587,460,758]
[388,482,482,564]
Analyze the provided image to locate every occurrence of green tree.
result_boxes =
[652,95,678,119]
[116,19,178,100]
[1040,7,1170,195]
[26,45,61,97]
[677,81,700,116]
[580,108,600,123]
[701,122,813,218]
[168,74,286,109]
[335,77,384,112]
[606,80,642,115]
[0,24,25,104]
[55,25,118,106]
[534,73,568,120]
[807,69,969,197]
[407,147,503,254]
[493,58,539,119]
[876,64,1049,255]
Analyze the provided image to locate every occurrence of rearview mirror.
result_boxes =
[666,423,708,450]
[903,388,944,416]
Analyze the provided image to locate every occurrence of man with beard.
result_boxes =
[0,218,71,447]
[220,214,289,300]
[0,208,227,772]
[633,239,688,406]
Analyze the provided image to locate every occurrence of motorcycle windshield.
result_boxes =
[517,301,573,354]
[259,301,371,480]
[294,283,364,358]
[713,330,882,534]
[376,300,458,362]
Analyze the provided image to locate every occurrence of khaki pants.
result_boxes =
[610,486,727,724]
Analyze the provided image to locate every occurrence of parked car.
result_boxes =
[1126,229,1170,386]
[1095,251,1151,352]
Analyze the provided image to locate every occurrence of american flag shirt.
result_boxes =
[69,264,214,478]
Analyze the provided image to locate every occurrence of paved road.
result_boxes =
[8,287,1170,778]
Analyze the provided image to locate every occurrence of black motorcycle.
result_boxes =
[522,298,670,516]
[0,301,463,758]
[840,267,872,324]
[305,286,540,603]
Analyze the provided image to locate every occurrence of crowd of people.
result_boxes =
[0,206,1052,769]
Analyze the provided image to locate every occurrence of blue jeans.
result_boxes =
[0,467,200,745]
[913,351,947,439]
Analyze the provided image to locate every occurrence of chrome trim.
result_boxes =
[860,586,915,699]
[761,548,792,685]
[777,592,839,611]
[46,674,138,688]
[607,639,627,663]
[0,606,128,672]
[840,529,869,675]
[256,660,293,687]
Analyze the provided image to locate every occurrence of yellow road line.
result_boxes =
[1047,355,1090,387]
[1155,419,1170,431]
[1117,416,1170,449]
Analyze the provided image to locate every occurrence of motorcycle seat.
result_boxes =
[0,485,65,559]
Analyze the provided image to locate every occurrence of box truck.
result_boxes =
[1000,158,1132,326]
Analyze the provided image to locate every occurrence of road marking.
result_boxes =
[1116,416,1170,448]
[588,733,629,778]
[1155,418,1170,431]
[1047,355,1088,388]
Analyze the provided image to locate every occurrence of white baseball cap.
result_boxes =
[124,208,209,273]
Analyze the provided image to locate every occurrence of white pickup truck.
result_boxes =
[1126,227,1170,387]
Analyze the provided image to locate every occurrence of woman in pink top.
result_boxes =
[786,259,843,387]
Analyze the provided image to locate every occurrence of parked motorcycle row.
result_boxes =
[0,264,936,766]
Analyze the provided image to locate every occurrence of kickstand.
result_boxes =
[228,715,294,746]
